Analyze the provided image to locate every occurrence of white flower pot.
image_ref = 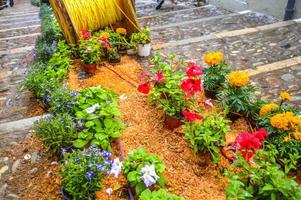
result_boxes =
[138,43,151,57]
[126,48,137,55]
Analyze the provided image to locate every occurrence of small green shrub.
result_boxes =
[123,148,165,195]
[79,36,101,64]
[140,189,184,200]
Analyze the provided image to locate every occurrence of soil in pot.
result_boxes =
[227,112,242,122]
[109,54,121,64]
[164,114,184,130]
[204,89,218,99]
[83,63,97,74]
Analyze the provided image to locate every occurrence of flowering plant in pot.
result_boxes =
[131,27,151,57]
[137,53,203,130]
[61,147,112,200]
[183,110,230,163]
[203,51,230,99]
[218,71,257,121]
[116,27,128,54]
[79,32,101,74]
[123,148,166,196]
[108,47,121,64]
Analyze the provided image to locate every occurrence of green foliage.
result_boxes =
[203,61,230,91]
[79,36,101,64]
[31,0,40,7]
[218,84,257,117]
[226,151,301,200]
[108,47,120,60]
[74,87,124,150]
[183,110,230,162]
[140,189,184,200]
[61,147,111,199]
[131,27,151,45]
[123,148,165,195]
[148,53,193,116]
[33,114,77,154]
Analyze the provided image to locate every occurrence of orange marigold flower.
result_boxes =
[204,51,224,66]
[259,103,279,117]
[284,135,291,142]
[279,91,292,102]
[270,112,301,131]
[100,32,110,39]
[293,132,301,141]
[116,28,127,35]
[228,71,249,87]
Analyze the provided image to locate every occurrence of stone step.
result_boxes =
[139,5,230,27]
[158,19,301,70]
[0,25,40,38]
[251,64,301,109]
[0,10,39,18]
[0,14,39,25]
[0,34,39,50]
[152,11,278,44]
[0,19,40,30]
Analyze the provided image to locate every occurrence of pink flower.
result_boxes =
[139,72,151,82]
[80,30,90,40]
[235,133,261,151]
[154,72,164,83]
[203,99,213,109]
[138,82,151,94]
[186,64,203,77]
[182,110,203,122]
[180,78,202,98]
[254,128,268,141]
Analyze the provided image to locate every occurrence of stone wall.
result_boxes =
[208,0,301,19]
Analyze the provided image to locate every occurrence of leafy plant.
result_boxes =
[108,47,120,60]
[123,148,165,195]
[79,36,101,64]
[140,189,184,200]
[61,147,112,200]
[226,151,301,200]
[183,110,230,162]
[33,114,77,154]
[74,87,124,150]
[131,27,151,45]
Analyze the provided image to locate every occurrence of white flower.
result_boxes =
[85,103,100,114]
[110,158,123,177]
[204,99,213,108]
[119,94,127,100]
[141,164,160,187]
[106,188,113,196]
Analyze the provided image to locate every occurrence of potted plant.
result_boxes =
[116,27,128,54]
[203,51,230,99]
[108,47,121,64]
[131,27,151,57]
[126,41,137,55]
[79,34,101,74]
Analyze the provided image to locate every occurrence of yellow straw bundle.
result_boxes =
[62,0,123,36]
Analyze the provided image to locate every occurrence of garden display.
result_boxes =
[7,2,301,200]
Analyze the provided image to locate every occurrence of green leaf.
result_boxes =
[73,139,89,148]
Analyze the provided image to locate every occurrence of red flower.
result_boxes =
[254,128,268,141]
[154,72,164,83]
[182,110,203,122]
[180,78,202,98]
[235,133,261,150]
[241,151,255,163]
[100,38,111,50]
[186,64,203,77]
[80,30,90,40]
[138,82,151,94]
[139,72,151,82]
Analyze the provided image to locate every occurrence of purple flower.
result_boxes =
[86,170,95,181]
[74,157,79,163]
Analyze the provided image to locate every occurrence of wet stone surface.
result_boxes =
[0,20,40,30]
[0,35,38,49]
[139,5,230,27]
[152,12,278,44]
[252,64,301,109]
[0,26,40,38]
[162,22,301,70]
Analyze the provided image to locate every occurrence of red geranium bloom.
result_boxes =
[254,128,268,141]
[80,30,90,40]
[235,133,261,150]
[138,82,151,94]
[241,151,255,163]
[180,78,202,98]
[182,110,203,122]
[186,64,203,77]
[154,72,164,83]
[100,38,111,50]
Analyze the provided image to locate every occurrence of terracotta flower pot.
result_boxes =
[204,89,218,99]
[164,114,184,130]
[83,63,97,74]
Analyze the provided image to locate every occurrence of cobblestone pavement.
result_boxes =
[0,1,39,124]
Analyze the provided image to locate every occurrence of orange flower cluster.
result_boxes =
[100,32,110,39]
[279,91,292,102]
[228,71,249,87]
[259,103,279,117]
[116,28,127,35]
[270,112,301,131]
[204,51,224,66]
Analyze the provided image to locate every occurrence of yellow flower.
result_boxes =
[293,132,301,141]
[284,135,291,142]
[270,112,301,131]
[100,32,110,39]
[259,103,279,117]
[228,71,249,87]
[204,51,224,66]
[116,28,127,35]
[279,92,292,102]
